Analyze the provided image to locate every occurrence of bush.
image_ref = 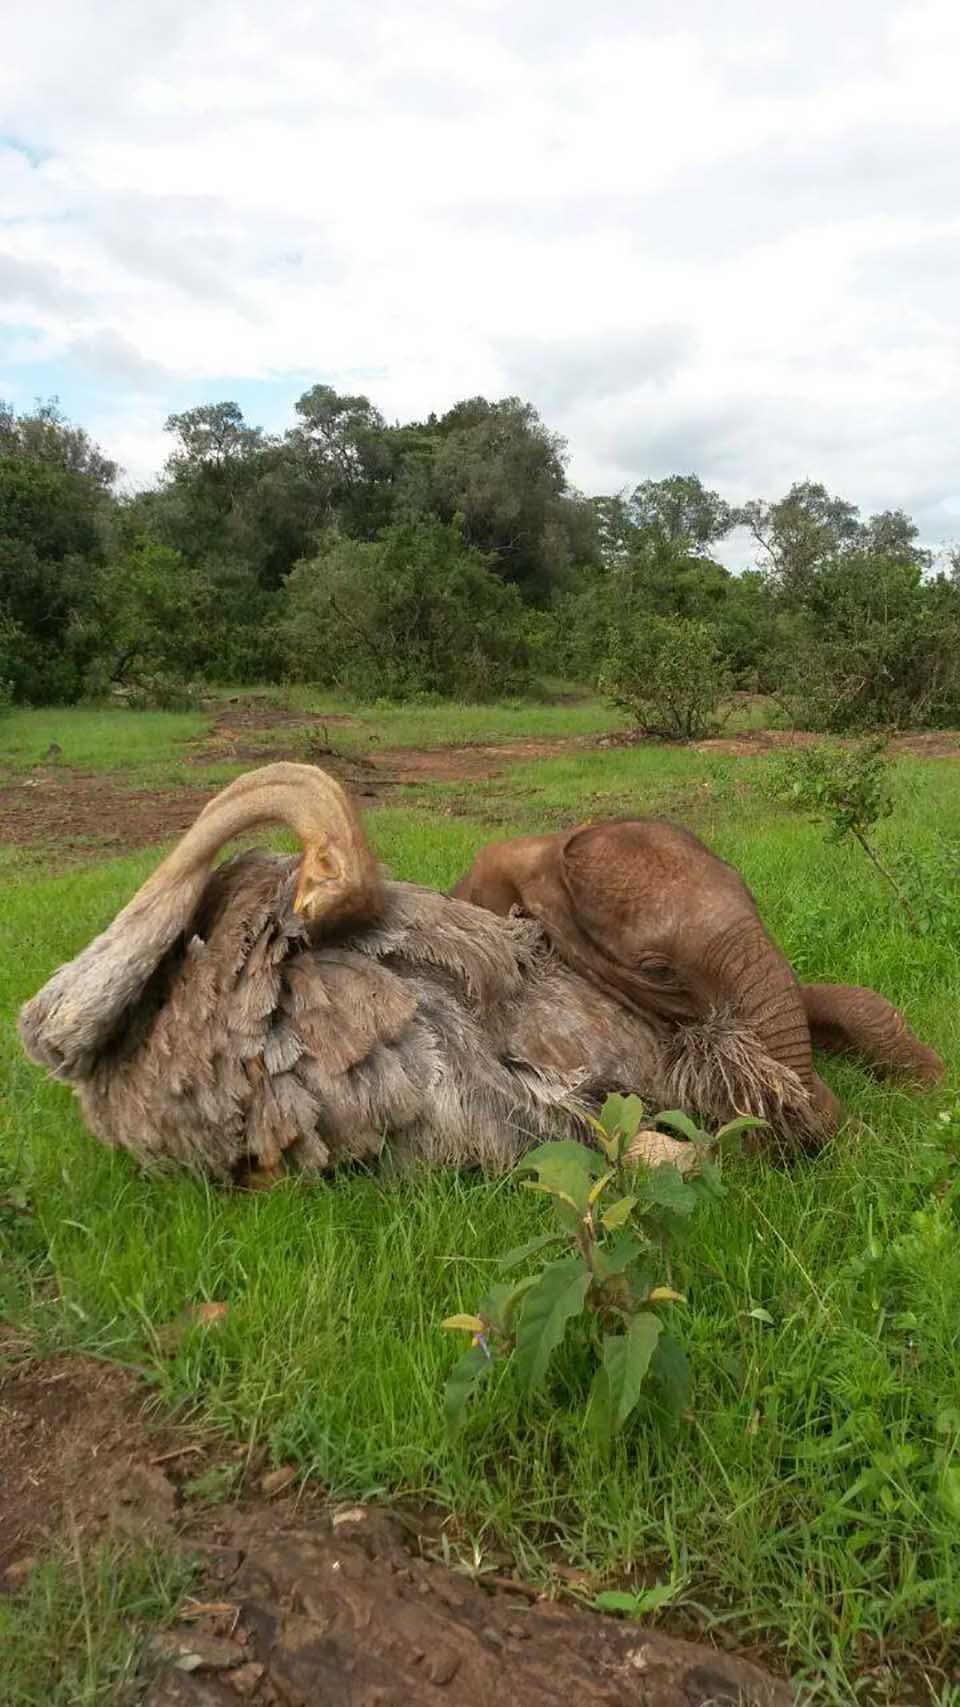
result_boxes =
[601,616,732,740]
[0,607,21,712]
[774,555,960,732]
[282,517,533,700]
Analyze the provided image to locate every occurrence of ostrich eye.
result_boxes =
[637,957,675,983]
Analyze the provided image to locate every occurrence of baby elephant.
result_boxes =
[452,817,944,1129]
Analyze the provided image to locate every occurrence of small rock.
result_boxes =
[151,1629,246,1671]
[4,1554,38,1586]
[426,1651,461,1686]
[260,1465,297,1498]
[229,1662,264,1697]
[330,1505,368,1529]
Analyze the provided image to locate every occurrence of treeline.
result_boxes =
[1,389,959,732]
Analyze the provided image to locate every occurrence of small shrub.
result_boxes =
[600,616,732,740]
[442,1094,763,1445]
[767,739,922,929]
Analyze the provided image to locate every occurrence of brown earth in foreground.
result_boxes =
[0,1346,792,1706]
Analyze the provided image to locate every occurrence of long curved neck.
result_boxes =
[18,764,378,1081]
[155,768,372,887]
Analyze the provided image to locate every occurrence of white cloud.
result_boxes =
[1,0,959,545]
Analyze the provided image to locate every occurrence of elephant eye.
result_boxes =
[637,956,675,983]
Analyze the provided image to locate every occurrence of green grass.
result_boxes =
[4,712,960,1702]
[248,687,627,752]
[0,707,211,775]
[0,1540,194,1706]
[404,746,744,830]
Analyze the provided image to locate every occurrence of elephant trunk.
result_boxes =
[705,918,844,1136]
[802,983,944,1085]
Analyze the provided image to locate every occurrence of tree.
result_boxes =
[282,517,531,700]
[163,401,263,475]
[94,537,218,686]
[738,481,862,605]
[429,397,596,600]
[777,550,960,730]
[0,399,115,700]
[628,474,734,550]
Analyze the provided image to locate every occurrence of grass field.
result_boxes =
[2,697,960,1703]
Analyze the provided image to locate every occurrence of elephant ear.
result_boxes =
[558,820,662,963]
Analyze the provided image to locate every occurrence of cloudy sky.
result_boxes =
[2,0,959,553]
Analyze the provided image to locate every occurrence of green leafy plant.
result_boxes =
[600,615,733,741]
[768,739,922,930]
[442,1095,764,1443]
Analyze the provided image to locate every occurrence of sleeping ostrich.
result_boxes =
[17,764,942,1182]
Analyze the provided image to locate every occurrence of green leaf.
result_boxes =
[588,1170,615,1206]
[600,1195,637,1232]
[442,1313,485,1333]
[514,1254,591,1392]
[480,1276,537,1333]
[444,1343,493,1436]
[600,1093,646,1141]
[649,1331,690,1413]
[747,1307,775,1325]
[714,1114,770,1145]
[593,1590,643,1616]
[654,1109,702,1142]
[594,1582,680,1618]
[603,1313,662,1433]
[592,1230,648,1282]
[638,1163,699,1216]
[518,1139,604,1213]
[939,1465,960,1522]
[522,1138,607,1177]
[499,1232,566,1271]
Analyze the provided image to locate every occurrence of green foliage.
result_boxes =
[282,516,532,700]
[769,740,926,929]
[442,1095,748,1443]
[5,384,960,750]
[769,739,894,843]
[91,537,218,688]
[0,400,114,702]
[776,552,960,732]
[601,615,733,739]
[0,1540,194,1707]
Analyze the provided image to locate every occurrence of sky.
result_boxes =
[2,0,959,559]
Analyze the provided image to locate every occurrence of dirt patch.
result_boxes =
[0,772,217,859]
[0,1340,188,1579]
[0,1347,793,1706]
[380,738,590,783]
[695,729,960,760]
[0,758,382,863]
[0,738,582,863]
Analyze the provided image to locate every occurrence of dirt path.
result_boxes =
[0,1347,792,1706]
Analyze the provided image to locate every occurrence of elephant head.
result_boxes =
[452,817,939,1137]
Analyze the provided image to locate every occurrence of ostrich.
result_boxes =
[18,764,940,1182]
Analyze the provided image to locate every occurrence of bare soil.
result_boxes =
[0,1346,792,1705]
[695,729,960,761]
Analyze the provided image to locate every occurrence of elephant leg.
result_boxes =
[801,984,944,1086]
